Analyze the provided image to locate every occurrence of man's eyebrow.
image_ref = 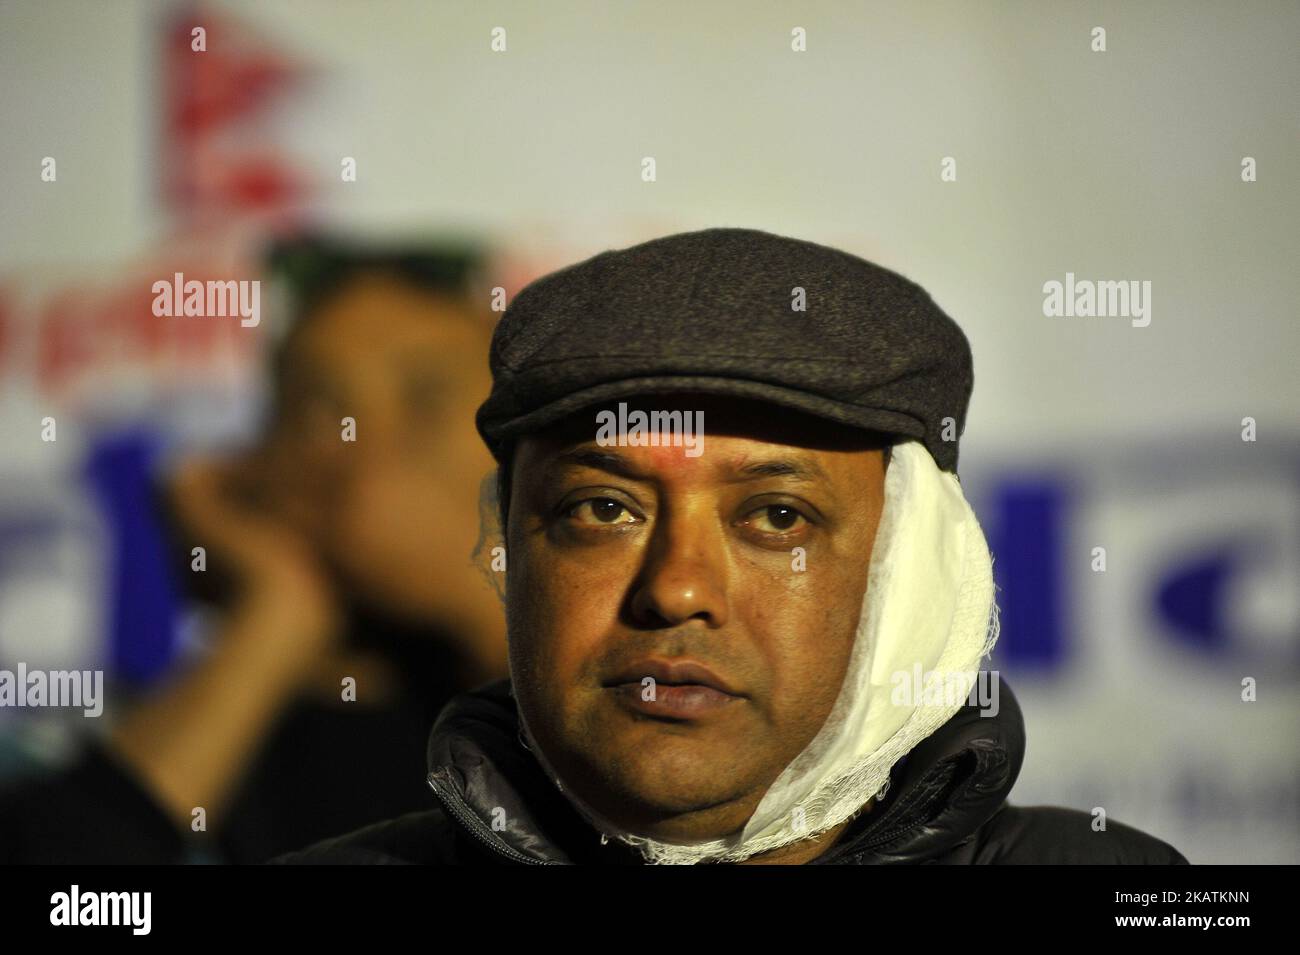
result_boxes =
[551,448,643,478]
[732,457,829,483]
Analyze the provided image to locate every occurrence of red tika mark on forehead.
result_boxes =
[632,441,708,473]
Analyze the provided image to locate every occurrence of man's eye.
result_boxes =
[566,497,638,526]
[743,504,807,533]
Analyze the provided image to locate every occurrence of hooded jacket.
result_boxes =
[272,675,1189,865]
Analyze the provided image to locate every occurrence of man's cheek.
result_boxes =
[508,571,595,676]
[527,540,634,611]
[506,622,561,711]
[758,596,837,688]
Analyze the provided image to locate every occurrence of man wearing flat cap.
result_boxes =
[277,228,1187,865]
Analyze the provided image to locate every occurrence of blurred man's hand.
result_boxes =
[167,454,341,667]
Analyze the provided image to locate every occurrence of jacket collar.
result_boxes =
[426,674,1024,865]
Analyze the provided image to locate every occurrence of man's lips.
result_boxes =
[603,658,743,697]
[603,659,744,720]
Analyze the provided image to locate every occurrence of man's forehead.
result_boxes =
[515,393,890,473]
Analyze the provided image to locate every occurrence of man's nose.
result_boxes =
[628,508,729,630]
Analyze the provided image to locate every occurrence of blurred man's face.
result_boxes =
[505,394,887,843]
[265,274,497,626]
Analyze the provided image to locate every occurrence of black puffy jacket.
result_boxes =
[274,674,1189,865]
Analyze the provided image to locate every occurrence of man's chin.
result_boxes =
[580,777,755,842]
[561,735,763,836]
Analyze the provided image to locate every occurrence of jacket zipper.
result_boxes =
[426,771,554,865]
[848,815,934,853]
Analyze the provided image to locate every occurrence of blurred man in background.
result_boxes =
[0,239,508,862]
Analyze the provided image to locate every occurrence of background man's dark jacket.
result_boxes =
[274,675,1189,865]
